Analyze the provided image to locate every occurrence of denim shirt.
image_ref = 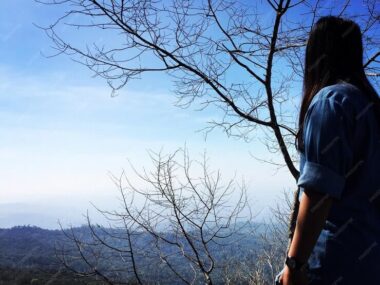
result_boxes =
[296,82,380,284]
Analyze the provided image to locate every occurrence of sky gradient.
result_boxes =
[1,0,374,229]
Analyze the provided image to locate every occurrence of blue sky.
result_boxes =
[0,0,375,229]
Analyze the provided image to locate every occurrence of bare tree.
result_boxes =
[39,0,379,284]
[37,0,379,180]
[56,147,256,284]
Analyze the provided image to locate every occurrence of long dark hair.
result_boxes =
[296,16,380,152]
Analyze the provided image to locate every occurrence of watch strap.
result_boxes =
[285,256,309,272]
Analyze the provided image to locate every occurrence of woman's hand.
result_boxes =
[278,265,309,285]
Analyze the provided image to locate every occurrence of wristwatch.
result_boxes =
[285,256,309,272]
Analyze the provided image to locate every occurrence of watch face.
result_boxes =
[286,257,296,269]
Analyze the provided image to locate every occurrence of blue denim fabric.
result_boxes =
[295,82,380,284]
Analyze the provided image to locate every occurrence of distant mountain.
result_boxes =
[0,226,104,284]
[0,226,60,269]
[0,203,86,230]
[0,223,283,284]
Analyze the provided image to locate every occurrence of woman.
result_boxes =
[277,16,380,285]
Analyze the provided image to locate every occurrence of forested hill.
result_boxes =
[0,223,280,284]
[0,226,61,269]
[0,226,103,284]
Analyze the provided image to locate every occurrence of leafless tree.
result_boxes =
[56,146,255,284]
[39,0,379,284]
[37,0,379,180]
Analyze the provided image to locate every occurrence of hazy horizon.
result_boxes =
[0,0,326,229]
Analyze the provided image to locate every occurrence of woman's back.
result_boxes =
[297,81,380,284]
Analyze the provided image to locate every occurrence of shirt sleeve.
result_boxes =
[297,96,355,199]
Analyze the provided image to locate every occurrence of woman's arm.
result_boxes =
[289,188,333,262]
[280,94,355,284]
[281,188,334,285]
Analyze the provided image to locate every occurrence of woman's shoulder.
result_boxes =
[310,82,368,116]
